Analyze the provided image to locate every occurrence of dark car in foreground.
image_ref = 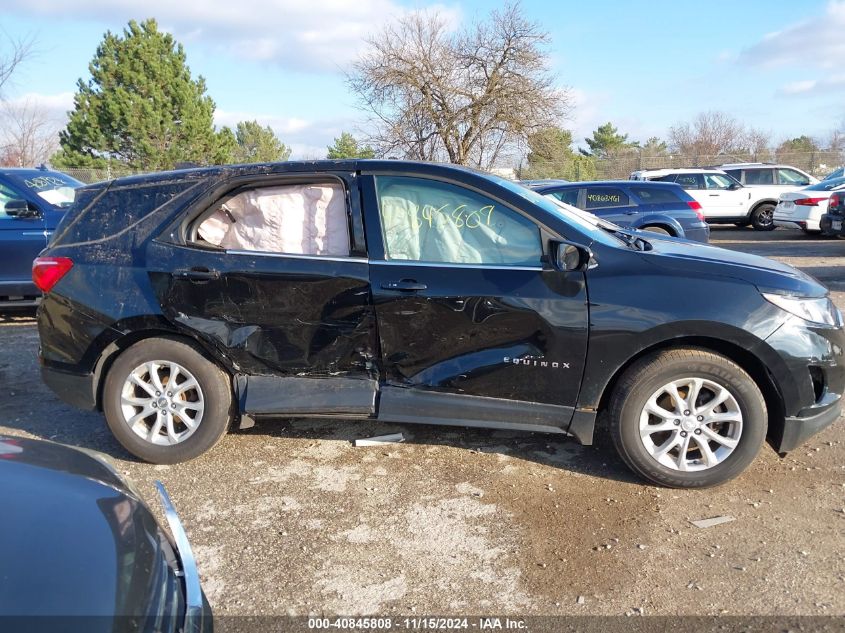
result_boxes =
[35,160,844,488]
[0,436,210,631]
[0,166,82,306]
[820,189,845,238]
[523,179,710,243]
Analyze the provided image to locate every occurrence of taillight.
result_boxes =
[32,257,73,292]
[687,200,705,221]
[794,197,827,206]
[829,193,840,208]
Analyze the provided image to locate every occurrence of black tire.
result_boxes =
[608,348,767,488]
[751,203,776,231]
[641,225,672,236]
[102,336,233,463]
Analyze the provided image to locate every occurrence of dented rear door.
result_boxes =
[149,172,378,415]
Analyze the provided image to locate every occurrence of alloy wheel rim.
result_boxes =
[119,361,205,445]
[638,377,743,472]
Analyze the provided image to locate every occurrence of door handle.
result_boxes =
[174,268,220,282]
[381,280,427,291]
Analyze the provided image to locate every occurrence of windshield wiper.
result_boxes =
[605,227,650,251]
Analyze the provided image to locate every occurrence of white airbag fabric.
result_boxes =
[198,183,349,256]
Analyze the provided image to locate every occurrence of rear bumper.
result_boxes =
[41,364,97,411]
[683,225,710,243]
[778,397,842,452]
[819,213,844,236]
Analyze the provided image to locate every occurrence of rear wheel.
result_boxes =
[751,204,776,231]
[608,348,767,488]
[102,337,233,463]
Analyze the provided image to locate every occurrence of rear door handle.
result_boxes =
[381,280,427,291]
[174,268,220,282]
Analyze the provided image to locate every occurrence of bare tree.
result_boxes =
[0,33,34,98]
[744,127,771,161]
[0,98,60,167]
[348,4,567,169]
[668,111,747,161]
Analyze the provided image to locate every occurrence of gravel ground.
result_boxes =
[1,226,844,617]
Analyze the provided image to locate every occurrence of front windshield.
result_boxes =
[12,172,82,208]
[805,176,845,191]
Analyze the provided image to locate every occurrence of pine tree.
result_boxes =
[232,120,291,163]
[54,19,223,171]
[326,132,375,159]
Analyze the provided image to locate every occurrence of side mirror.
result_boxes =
[728,182,741,191]
[5,199,41,218]
[552,240,595,272]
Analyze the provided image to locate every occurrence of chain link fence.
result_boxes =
[61,166,138,184]
[515,150,845,182]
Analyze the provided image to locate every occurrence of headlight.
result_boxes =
[762,293,843,327]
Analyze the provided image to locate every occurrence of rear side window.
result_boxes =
[585,187,630,209]
[777,168,810,186]
[630,186,682,204]
[744,169,774,185]
[673,174,703,189]
[374,175,541,266]
[196,183,350,257]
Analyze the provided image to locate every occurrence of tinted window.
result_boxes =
[674,174,702,189]
[704,173,735,190]
[547,188,579,206]
[585,187,630,209]
[196,183,350,256]
[375,176,541,266]
[805,176,845,191]
[744,169,774,185]
[630,186,683,204]
[0,183,23,219]
[777,168,810,186]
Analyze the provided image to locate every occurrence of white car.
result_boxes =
[718,163,817,188]
[773,176,845,233]
[630,168,783,230]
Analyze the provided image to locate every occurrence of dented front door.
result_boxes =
[362,173,589,414]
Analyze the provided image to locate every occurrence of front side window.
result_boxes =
[585,187,630,209]
[375,176,541,266]
[196,183,350,256]
[704,173,735,190]
[0,183,22,219]
[548,188,579,207]
[778,168,810,186]
[744,169,774,185]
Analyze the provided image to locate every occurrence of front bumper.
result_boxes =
[779,397,842,452]
[41,364,98,411]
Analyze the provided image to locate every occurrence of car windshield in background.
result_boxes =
[8,172,82,208]
[805,176,845,191]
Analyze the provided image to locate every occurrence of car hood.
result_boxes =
[635,234,827,297]
[0,437,172,621]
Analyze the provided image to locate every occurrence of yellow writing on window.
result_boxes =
[413,203,495,230]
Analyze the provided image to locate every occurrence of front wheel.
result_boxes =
[102,337,234,463]
[608,348,767,488]
[751,204,776,231]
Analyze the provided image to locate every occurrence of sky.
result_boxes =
[1,0,844,161]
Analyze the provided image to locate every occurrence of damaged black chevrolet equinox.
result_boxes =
[36,161,844,487]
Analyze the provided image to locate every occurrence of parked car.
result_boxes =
[36,160,844,488]
[631,167,785,231]
[0,166,82,307]
[823,166,844,181]
[773,176,845,233]
[716,163,817,188]
[523,179,709,243]
[0,435,211,630]
[819,188,845,237]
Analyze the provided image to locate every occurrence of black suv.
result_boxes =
[36,161,844,488]
[820,190,845,237]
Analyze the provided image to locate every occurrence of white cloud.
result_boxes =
[738,0,845,69]
[8,0,461,72]
[779,75,845,96]
[2,92,74,123]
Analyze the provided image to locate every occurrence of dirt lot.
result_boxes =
[1,227,844,618]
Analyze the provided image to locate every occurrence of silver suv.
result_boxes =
[717,163,817,188]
